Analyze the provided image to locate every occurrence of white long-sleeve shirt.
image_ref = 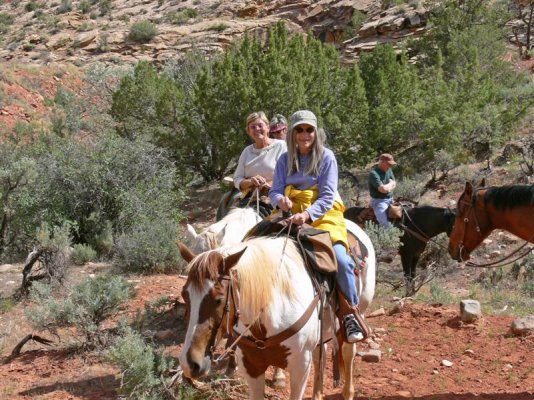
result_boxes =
[233,140,287,190]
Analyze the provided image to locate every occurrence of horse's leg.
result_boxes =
[311,344,326,400]
[235,351,265,400]
[245,374,266,400]
[287,350,313,400]
[400,249,415,297]
[341,342,356,400]
[272,367,286,388]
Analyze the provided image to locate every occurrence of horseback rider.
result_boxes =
[269,114,288,140]
[369,153,397,227]
[218,111,287,220]
[269,110,366,343]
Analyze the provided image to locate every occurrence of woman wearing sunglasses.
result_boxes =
[269,110,366,343]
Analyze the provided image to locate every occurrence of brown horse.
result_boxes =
[448,181,534,261]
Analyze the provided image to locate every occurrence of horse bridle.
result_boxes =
[457,190,534,268]
[456,190,484,262]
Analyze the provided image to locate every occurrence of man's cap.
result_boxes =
[269,114,287,133]
[290,110,317,131]
[379,153,397,165]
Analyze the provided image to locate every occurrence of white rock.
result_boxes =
[441,359,453,367]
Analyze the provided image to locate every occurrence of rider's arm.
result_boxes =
[306,149,337,221]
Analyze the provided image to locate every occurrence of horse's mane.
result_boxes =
[484,185,534,210]
[187,236,304,320]
[234,237,303,320]
[187,250,226,291]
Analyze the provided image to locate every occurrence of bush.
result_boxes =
[71,243,97,265]
[107,325,175,398]
[24,1,38,12]
[0,12,14,26]
[98,0,110,15]
[364,221,403,256]
[128,20,158,43]
[57,0,72,14]
[394,174,426,202]
[26,276,134,348]
[78,0,90,13]
[208,22,228,32]
[167,8,199,25]
[113,219,181,273]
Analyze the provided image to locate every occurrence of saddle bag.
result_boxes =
[298,228,337,275]
[244,218,337,275]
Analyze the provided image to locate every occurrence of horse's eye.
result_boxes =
[215,297,224,306]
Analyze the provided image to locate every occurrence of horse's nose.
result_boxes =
[190,360,202,377]
[186,353,211,378]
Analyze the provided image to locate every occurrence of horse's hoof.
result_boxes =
[225,367,237,378]
[333,379,341,388]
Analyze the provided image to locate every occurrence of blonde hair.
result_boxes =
[286,126,326,177]
[245,111,269,129]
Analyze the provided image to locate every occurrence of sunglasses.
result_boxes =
[294,126,315,134]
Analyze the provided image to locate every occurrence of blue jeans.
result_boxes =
[371,197,392,227]
[334,243,358,306]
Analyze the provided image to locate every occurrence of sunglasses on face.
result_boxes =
[294,126,315,134]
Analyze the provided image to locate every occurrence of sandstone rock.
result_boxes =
[362,349,381,363]
[460,299,481,323]
[511,316,534,336]
[73,32,97,48]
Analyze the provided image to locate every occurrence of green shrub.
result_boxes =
[428,281,455,304]
[26,276,134,348]
[57,0,72,13]
[394,174,426,202]
[78,0,90,14]
[167,8,199,25]
[0,12,14,26]
[0,298,15,313]
[364,221,403,256]
[209,22,228,32]
[24,1,38,12]
[107,325,176,398]
[71,243,97,265]
[98,0,110,15]
[128,20,158,43]
[113,219,181,273]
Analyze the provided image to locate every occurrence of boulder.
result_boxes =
[511,316,534,336]
[460,299,481,323]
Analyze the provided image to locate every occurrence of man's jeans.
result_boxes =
[371,197,392,227]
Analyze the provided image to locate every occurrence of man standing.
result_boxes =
[368,153,397,227]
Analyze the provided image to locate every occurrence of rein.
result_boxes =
[457,191,534,268]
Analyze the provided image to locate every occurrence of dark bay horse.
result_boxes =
[448,181,534,262]
[345,205,455,296]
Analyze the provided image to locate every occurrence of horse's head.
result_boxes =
[186,224,225,254]
[448,181,489,261]
[177,242,246,379]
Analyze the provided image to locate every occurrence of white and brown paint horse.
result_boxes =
[185,206,286,384]
[178,219,375,400]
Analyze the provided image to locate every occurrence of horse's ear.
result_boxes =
[223,247,247,273]
[478,178,486,188]
[464,181,473,197]
[186,224,198,239]
[177,241,197,263]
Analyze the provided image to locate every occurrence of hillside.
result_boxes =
[0,0,431,66]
